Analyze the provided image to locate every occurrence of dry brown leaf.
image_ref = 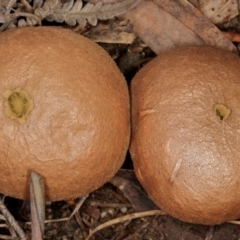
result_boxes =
[120,0,205,54]
[199,0,239,25]
[89,0,236,54]
[153,0,236,52]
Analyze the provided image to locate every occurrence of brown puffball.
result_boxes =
[0,27,130,201]
[130,46,240,225]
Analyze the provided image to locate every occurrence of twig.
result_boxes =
[228,220,240,225]
[85,209,164,240]
[119,221,150,240]
[25,194,89,225]
[69,194,89,219]
[75,211,88,239]
[205,226,215,240]
[0,234,15,239]
[0,199,26,239]
[6,0,17,13]
[21,0,34,13]
[89,201,131,208]
[6,222,18,239]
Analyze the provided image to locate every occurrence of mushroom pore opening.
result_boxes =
[214,104,231,121]
[8,92,28,118]
[3,87,34,124]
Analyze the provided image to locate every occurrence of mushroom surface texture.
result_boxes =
[0,26,130,201]
[130,46,240,225]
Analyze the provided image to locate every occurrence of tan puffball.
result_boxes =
[130,46,240,225]
[0,26,130,201]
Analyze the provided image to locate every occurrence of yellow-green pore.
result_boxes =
[214,104,231,121]
[3,87,34,124]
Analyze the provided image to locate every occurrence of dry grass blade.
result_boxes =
[30,171,45,240]
[205,226,215,240]
[228,220,240,225]
[85,209,164,240]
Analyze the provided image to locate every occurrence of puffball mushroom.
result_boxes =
[130,46,240,225]
[0,26,130,201]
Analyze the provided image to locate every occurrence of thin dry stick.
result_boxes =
[69,194,89,219]
[0,200,26,239]
[75,211,88,239]
[89,201,131,208]
[228,220,240,225]
[21,0,34,12]
[6,0,17,13]
[205,226,214,240]
[85,210,164,240]
[26,194,89,225]
[6,222,18,240]
[0,234,15,239]
[0,214,17,240]
[121,221,150,240]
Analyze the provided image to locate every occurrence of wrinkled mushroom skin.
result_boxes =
[0,27,130,201]
[130,46,240,225]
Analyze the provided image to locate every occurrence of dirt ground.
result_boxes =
[2,169,240,240]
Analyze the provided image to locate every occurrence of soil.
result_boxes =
[2,178,240,240]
